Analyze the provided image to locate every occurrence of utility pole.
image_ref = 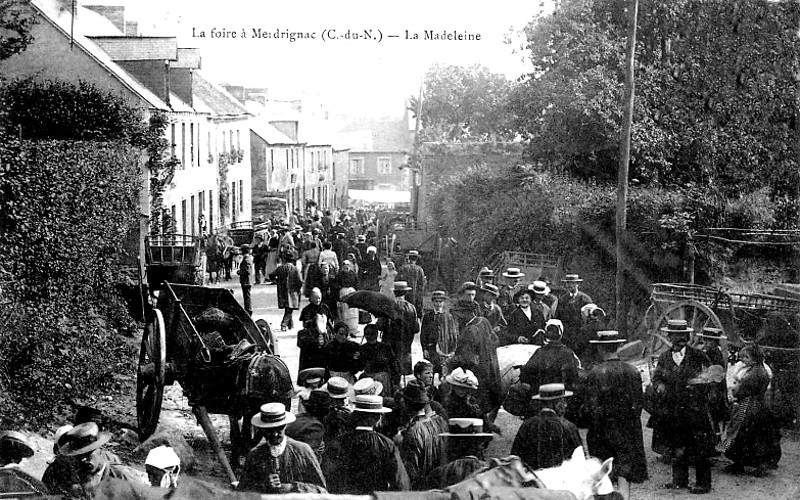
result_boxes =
[616,0,638,337]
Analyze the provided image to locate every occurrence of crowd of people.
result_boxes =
[0,210,787,498]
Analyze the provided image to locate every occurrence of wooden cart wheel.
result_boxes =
[137,309,166,440]
[647,300,727,378]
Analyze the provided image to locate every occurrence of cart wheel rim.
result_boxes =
[137,308,166,440]
[648,300,728,377]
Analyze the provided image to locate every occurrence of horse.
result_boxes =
[443,449,614,500]
[203,233,222,284]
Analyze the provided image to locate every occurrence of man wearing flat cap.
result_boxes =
[582,331,648,499]
[327,395,410,494]
[421,290,460,380]
[397,250,426,319]
[42,422,140,498]
[511,383,583,471]
[479,284,507,332]
[0,430,49,495]
[239,403,327,494]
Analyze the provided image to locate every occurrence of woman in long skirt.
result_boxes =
[380,261,397,299]
[721,344,782,475]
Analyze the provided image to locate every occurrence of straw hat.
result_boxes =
[590,330,627,344]
[250,403,296,429]
[393,281,412,292]
[352,395,392,413]
[478,267,495,277]
[696,327,726,340]
[561,274,584,283]
[502,268,524,278]
[431,290,448,301]
[529,281,550,295]
[482,284,500,297]
[351,377,384,400]
[321,376,352,399]
[532,383,574,400]
[439,418,493,438]
[661,319,693,335]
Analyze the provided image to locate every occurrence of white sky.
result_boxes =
[104,0,551,116]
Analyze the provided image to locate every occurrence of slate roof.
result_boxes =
[88,36,178,61]
[339,117,412,152]
[29,0,171,111]
[251,120,298,145]
[192,71,250,117]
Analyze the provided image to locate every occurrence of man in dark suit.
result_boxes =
[504,284,549,346]
[554,274,593,350]
[651,319,715,494]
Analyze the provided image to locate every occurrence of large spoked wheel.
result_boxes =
[647,300,726,378]
[137,309,166,440]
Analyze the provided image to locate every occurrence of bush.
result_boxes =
[0,138,140,427]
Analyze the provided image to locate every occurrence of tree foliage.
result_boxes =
[512,0,799,196]
[0,0,36,61]
[410,63,518,141]
[0,79,146,426]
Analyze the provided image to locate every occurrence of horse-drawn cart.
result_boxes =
[137,282,290,486]
[643,283,800,377]
[144,234,204,289]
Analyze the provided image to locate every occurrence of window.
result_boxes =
[270,149,275,172]
[207,131,211,159]
[170,204,176,233]
[231,181,236,220]
[286,150,290,171]
[350,158,364,176]
[208,190,214,233]
[236,130,241,151]
[170,124,176,157]
[310,151,315,173]
[332,161,336,181]
[190,195,196,236]
[190,123,194,167]
[181,123,186,169]
[181,199,187,234]
[239,181,244,213]
[222,132,226,153]
[197,124,201,166]
[229,131,234,153]
[378,157,391,175]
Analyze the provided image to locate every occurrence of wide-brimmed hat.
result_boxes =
[446,367,479,390]
[581,303,606,319]
[696,327,726,340]
[406,250,420,257]
[482,284,500,297]
[532,383,574,400]
[431,290,448,301]
[58,422,112,457]
[661,319,693,335]
[393,281,411,292]
[458,281,478,294]
[357,235,366,242]
[0,430,34,458]
[402,381,430,404]
[529,281,550,295]
[297,367,325,388]
[352,395,392,413]
[439,418,494,438]
[251,403,296,429]
[351,377,384,400]
[478,267,495,277]
[367,246,377,253]
[590,330,627,344]
[561,274,584,283]
[321,376,352,399]
[502,268,525,278]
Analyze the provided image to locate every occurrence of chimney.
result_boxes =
[125,21,138,36]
